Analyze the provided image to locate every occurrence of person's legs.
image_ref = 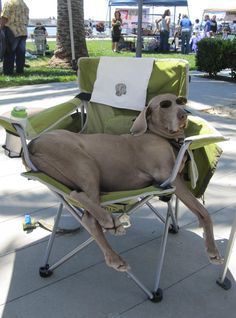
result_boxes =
[112,36,115,51]
[3,27,16,75]
[3,37,18,75]
[175,36,179,51]
[185,31,191,54]
[159,31,164,52]
[163,31,169,52]
[112,34,120,52]
[112,33,116,51]
[181,32,188,54]
[3,50,15,75]
[15,36,27,74]
[181,32,185,54]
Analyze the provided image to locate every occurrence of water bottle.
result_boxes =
[10,106,28,129]
[24,214,32,225]
[4,106,28,157]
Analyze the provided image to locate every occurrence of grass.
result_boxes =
[0,39,196,88]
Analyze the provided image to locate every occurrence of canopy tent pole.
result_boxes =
[187,6,190,18]
[136,0,143,57]
[109,4,112,29]
[173,6,176,30]
[67,0,77,70]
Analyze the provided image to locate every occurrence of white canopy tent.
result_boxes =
[108,0,189,56]
[202,7,236,22]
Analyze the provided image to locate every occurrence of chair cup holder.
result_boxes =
[3,133,22,158]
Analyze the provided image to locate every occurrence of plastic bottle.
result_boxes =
[24,214,32,225]
[10,106,28,129]
[4,106,28,157]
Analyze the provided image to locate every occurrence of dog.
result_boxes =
[28,93,223,271]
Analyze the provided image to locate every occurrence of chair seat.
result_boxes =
[21,171,175,213]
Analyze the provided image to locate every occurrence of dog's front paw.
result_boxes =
[208,249,224,265]
[209,255,224,265]
[105,251,130,272]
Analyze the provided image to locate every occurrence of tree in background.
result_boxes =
[50,0,88,68]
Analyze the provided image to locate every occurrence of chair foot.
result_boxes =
[168,224,179,234]
[150,288,163,302]
[216,277,232,290]
[39,264,53,278]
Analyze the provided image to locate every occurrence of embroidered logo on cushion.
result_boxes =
[115,83,127,96]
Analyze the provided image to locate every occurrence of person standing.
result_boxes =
[193,18,201,33]
[203,15,211,37]
[156,9,171,53]
[111,10,122,53]
[210,15,217,35]
[180,14,192,54]
[0,0,29,75]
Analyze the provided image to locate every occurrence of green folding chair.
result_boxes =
[0,57,227,301]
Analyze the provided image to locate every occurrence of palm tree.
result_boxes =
[50,0,88,68]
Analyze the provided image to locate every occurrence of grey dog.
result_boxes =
[28,94,223,271]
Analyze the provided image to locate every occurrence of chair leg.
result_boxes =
[175,196,180,223]
[39,203,63,277]
[153,206,172,296]
[216,213,236,290]
[42,203,63,266]
[46,236,95,272]
[146,198,179,233]
[126,202,173,302]
[146,201,166,223]
[38,191,175,302]
[39,193,95,277]
[126,270,154,300]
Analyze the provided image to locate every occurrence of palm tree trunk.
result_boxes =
[50,0,88,68]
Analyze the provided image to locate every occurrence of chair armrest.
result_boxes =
[27,97,82,139]
[0,97,82,139]
[161,133,228,188]
[185,134,229,150]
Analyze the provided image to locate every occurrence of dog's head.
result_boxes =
[130,93,188,139]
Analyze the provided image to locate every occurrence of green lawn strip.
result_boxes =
[0,40,196,88]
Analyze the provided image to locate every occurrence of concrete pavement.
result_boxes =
[0,73,235,318]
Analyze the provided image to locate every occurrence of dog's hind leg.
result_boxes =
[29,144,125,236]
[80,211,129,271]
[175,175,223,264]
[70,191,126,236]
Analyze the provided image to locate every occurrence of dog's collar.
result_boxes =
[168,138,184,151]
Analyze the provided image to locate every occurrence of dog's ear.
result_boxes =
[130,106,151,136]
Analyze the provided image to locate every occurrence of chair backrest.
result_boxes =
[78,57,189,134]
[77,57,223,199]
[0,57,189,138]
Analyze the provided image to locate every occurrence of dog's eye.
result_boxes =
[176,97,187,105]
[160,100,172,108]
